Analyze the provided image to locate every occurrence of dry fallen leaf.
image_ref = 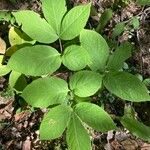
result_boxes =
[22,139,31,150]
[141,143,150,150]
[110,140,124,150]
[14,111,30,122]
[0,37,6,54]
[121,139,138,150]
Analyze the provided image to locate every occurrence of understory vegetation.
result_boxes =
[0,0,150,149]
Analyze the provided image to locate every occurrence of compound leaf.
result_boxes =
[40,105,71,140]
[13,10,58,43]
[69,70,102,97]
[80,29,109,71]
[66,113,92,150]
[22,77,69,108]
[8,45,61,76]
[75,102,116,132]
[62,45,90,71]
[104,72,150,102]
[60,3,91,40]
[42,0,67,34]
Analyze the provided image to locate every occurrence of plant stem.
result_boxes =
[59,38,63,53]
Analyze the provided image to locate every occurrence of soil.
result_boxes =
[0,0,41,11]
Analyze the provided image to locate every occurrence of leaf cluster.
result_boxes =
[0,0,150,148]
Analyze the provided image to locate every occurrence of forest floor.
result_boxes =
[0,0,150,149]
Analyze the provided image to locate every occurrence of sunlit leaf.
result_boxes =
[104,72,150,102]
[75,102,116,132]
[0,65,11,76]
[40,105,71,140]
[22,77,69,108]
[8,45,61,76]
[62,45,90,71]
[13,10,58,43]
[9,26,35,46]
[69,70,102,97]
[42,0,67,34]
[66,113,92,150]
[60,4,91,40]
[80,29,109,71]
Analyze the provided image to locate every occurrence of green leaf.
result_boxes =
[135,73,143,81]
[137,0,150,5]
[40,105,71,140]
[6,43,32,57]
[8,45,61,76]
[62,45,90,71]
[112,22,125,38]
[121,115,150,141]
[0,65,11,76]
[96,9,113,33]
[69,70,102,97]
[80,29,109,71]
[143,78,150,87]
[60,3,91,40]
[22,77,69,108]
[104,72,150,102]
[107,42,132,71]
[9,71,27,91]
[9,0,17,4]
[75,102,116,132]
[42,0,67,34]
[13,10,58,43]
[131,16,140,29]
[0,11,12,22]
[0,55,3,64]
[9,71,22,88]
[9,26,36,46]
[66,113,92,150]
